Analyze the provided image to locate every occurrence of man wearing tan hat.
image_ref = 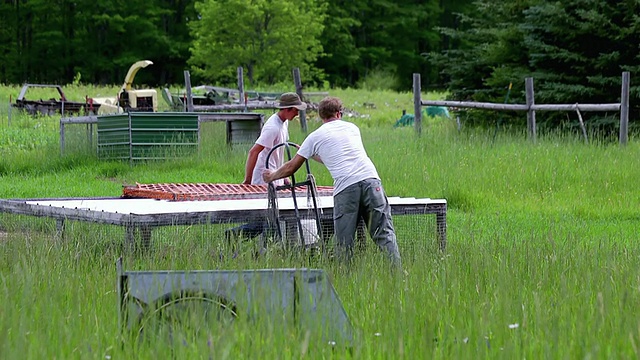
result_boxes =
[242,92,307,186]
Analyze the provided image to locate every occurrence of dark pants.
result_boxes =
[225,222,270,240]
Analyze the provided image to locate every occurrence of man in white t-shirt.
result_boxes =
[263,96,401,266]
[228,93,307,242]
[242,92,307,185]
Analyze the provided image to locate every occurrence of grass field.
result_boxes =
[1,84,640,358]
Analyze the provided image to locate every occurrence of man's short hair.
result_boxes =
[318,96,342,120]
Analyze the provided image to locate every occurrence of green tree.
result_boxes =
[438,0,474,52]
[189,0,326,86]
[315,1,364,87]
[0,0,197,85]
[319,0,442,90]
[430,0,537,103]
[430,0,640,130]
[72,0,174,84]
[0,0,16,82]
[385,0,442,90]
[521,0,640,129]
[1,0,71,83]
[152,0,198,84]
[523,0,640,104]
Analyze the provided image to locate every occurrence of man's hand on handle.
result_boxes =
[262,169,274,183]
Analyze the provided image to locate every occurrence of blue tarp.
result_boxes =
[394,106,450,128]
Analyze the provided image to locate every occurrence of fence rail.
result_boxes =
[413,72,631,144]
[182,66,313,132]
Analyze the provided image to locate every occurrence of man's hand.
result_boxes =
[262,155,305,184]
[262,169,274,183]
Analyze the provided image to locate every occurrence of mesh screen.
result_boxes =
[0,206,440,258]
[60,121,98,155]
[122,183,335,201]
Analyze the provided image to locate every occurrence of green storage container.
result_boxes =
[97,112,199,161]
[226,118,262,145]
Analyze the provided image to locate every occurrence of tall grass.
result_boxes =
[1,84,640,358]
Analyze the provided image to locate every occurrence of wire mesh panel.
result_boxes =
[59,119,98,155]
[122,183,335,201]
[394,212,440,262]
[0,197,446,253]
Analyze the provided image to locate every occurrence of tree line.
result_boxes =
[1,0,638,128]
[0,0,469,89]
[429,0,640,129]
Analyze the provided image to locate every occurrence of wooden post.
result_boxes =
[60,122,65,155]
[619,71,630,145]
[55,219,65,240]
[525,77,537,143]
[413,73,422,135]
[125,224,135,253]
[184,70,194,112]
[292,67,307,132]
[575,105,588,144]
[237,66,246,112]
[88,124,93,147]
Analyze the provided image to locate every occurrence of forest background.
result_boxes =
[1,0,640,129]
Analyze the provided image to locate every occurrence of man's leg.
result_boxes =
[224,221,272,257]
[360,179,402,266]
[333,183,361,262]
[225,222,268,240]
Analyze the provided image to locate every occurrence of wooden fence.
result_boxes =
[413,72,631,144]
[183,67,327,133]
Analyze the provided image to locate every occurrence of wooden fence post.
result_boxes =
[292,68,307,132]
[237,66,246,112]
[575,106,588,144]
[60,122,65,155]
[619,71,630,145]
[413,73,422,135]
[525,77,537,143]
[183,70,193,112]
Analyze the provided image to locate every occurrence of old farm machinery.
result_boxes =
[12,83,101,116]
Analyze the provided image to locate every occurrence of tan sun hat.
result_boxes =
[277,92,307,110]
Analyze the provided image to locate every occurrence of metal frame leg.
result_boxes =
[436,209,447,251]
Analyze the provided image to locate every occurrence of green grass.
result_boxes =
[1,84,640,358]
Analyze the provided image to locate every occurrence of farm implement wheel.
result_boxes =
[134,291,237,346]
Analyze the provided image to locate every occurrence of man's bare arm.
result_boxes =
[242,144,265,184]
[263,155,306,183]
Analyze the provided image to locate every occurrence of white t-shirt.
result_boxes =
[252,113,288,185]
[297,120,379,194]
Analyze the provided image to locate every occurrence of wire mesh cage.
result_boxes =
[0,197,444,257]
